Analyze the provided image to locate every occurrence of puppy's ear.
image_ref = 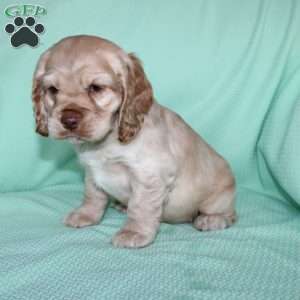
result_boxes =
[118,53,153,143]
[32,50,50,137]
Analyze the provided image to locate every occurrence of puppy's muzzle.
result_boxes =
[61,109,83,130]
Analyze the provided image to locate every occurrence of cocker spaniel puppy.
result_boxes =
[32,35,236,248]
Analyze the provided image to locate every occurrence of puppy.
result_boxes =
[32,35,236,248]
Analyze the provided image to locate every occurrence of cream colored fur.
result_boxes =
[33,35,236,248]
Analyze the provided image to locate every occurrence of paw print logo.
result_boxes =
[5,16,44,48]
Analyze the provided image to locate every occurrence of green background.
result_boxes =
[0,1,299,299]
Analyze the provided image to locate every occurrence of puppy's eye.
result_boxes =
[47,86,59,95]
[88,84,103,94]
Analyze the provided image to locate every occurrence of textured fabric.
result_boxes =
[0,0,299,299]
[0,187,299,300]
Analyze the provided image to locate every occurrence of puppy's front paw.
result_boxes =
[64,209,99,228]
[112,229,154,248]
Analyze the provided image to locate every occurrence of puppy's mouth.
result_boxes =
[55,130,88,143]
[55,127,112,145]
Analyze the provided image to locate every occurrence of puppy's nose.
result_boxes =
[61,109,82,130]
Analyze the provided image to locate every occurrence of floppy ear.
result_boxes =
[118,53,153,143]
[32,50,50,137]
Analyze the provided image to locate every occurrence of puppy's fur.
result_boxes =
[32,35,236,248]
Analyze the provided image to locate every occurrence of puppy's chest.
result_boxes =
[82,154,132,202]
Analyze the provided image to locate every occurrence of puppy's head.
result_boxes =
[32,35,153,144]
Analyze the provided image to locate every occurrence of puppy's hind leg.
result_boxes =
[193,184,237,231]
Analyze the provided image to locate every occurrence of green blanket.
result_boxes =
[0,0,299,299]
